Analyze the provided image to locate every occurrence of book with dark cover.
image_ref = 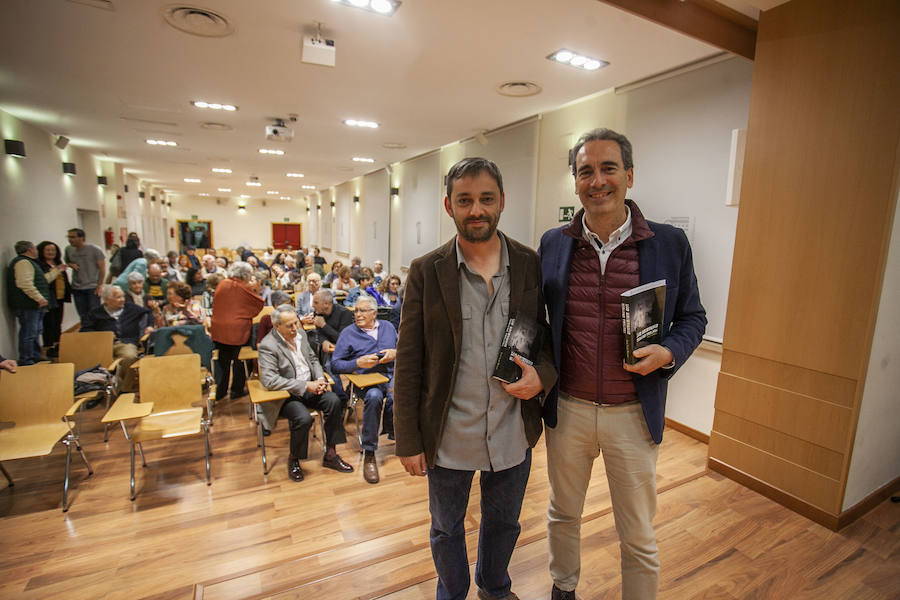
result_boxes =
[492,313,543,384]
[621,279,666,365]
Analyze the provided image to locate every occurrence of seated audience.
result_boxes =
[153,281,203,328]
[143,263,168,305]
[323,260,342,287]
[279,256,303,290]
[295,272,322,316]
[81,284,153,392]
[186,267,206,296]
[165,251,182,281]
[348,256,363,282]
[330,266,356,295]
[254,270,273,305]
[201,271,225,315]
[113,248,161,289]
[344,267,385,307]
[262,247,275,262]
[215,256,228,270]
[185,245,201,269]
[372,260,385,285]
[125,271,146,306]
[331,295,397,484]
[378,274,402,308]
[209,261,263,402]
[305,254,324,277]
[256,291,292,344]
[201,254,219,277]
[312,246,326,266]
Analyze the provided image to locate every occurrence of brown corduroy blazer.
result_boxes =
[393,234,557,467]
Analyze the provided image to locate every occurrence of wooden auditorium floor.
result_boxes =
[0,394,897,600]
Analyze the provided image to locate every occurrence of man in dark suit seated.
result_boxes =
[80,284,153,392]
[331,294,397,484]
[258,304,354,482]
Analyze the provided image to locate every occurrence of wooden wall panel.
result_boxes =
[709,432,843,514]
[710,0,900,524]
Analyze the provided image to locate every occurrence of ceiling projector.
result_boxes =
[266,122,294,142]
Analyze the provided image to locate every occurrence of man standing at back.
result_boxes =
[65,228,106,321]
[539,129,707,599]
[395,158,556,600]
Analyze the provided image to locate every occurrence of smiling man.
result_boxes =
[539,129,707,600]
[394,157,556,600]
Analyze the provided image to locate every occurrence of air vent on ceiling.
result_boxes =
[200,122,233,131]
[162,5,234,38]
[382,142,407,149]
[496,81,542,98]
[68,0,115,11]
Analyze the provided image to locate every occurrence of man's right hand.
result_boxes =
[356,354,379,369]
[400,453,427,477]
[67,262,80,271]
[38,298,49,308]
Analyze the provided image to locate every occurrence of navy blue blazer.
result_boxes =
[538,202,707,443]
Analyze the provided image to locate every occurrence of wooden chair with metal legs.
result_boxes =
[343,372,390,452]
[58,330,122,441]
[247,379,324,475]
[101,354,211,501]
[0,363,94,512]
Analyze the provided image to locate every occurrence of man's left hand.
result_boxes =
[95,284,103,296]
[377,348,396,364]
[502,354,544,400]
[623,344,674,376]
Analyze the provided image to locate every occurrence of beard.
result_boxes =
[454,213,500,243]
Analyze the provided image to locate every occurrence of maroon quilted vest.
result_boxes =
[559,207,654,404]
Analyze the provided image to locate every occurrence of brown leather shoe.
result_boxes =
[477,589,519,600]
[363,454,379,484]
[322,453,354,473]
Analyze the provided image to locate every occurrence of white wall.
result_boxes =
[334,181,353,255]
[363,169,390,270]
[395,151,441,269]
[843,186,900,510]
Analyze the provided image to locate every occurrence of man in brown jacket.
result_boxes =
[394,158,557,600]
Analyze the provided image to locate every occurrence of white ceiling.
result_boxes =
[0,0,741,200]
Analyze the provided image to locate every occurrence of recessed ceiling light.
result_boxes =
[352,157,375,163]
[344,119,379,129]
[191,100,238,111]
[240,194,251,198]
[333,0,399,15]
[218,187,231,192]
[211,167,232,173]
[259,148,285,155]
[198,193,210,196]
[547,49,608,72]
[286,172,305,178]
[302,185,316,190]
[146,139,178,146]
[280,196,291,200]
[246,181,262,187]
[266,190,280,195]
[184,178,201,183]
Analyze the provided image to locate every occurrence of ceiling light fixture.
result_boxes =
[259,148,285,155]
[547,49,608,71]
[184,178,201,183]
[198,193,210,196]
[344,119,379,128]
[352,156,375,163]
[286,172,305,178]
[301,184,316,190]
[4,139,26,157]
[266,190,280,195]
[191,100,238,111]
[246,181,262,187]
[146,139,178,146]
[240,194,251,198]
[280,196,291,200]
[211,167,232,173]
[218,187,231,192]
[331,0,399,16]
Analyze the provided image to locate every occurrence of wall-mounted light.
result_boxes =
[330,200,335,207]
[353,195,360,203]
[151,195,156,202]
[62,162,76,175]
[238,206,247,214]
[306,207,310,212]
[390,186,400,196]
[4,139,26,157]
[124,184,129,192]
[97,176,108,186]
[139,191,145,198]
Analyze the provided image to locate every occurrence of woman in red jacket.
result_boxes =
[210,261,263,401]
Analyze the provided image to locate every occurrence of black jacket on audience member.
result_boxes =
[316,303,354,344]
[81,304,153,345]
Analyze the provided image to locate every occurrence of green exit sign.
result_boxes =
[559,206,575,222]
[191,214,198,220]
[284,217,290,222]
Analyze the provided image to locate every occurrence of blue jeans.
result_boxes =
[15,308,45,365]
[72,288,100,321]
[362,383,393,452]
[427,448,532,600]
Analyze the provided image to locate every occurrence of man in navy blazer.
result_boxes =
[539,128,706,600]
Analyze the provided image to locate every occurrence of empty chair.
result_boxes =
[58,330,121,440]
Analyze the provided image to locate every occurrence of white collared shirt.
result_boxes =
[582,206,632,275]
[275,330,311,382]
[362,320,379,341]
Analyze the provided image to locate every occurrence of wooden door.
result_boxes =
[271,223,302,249]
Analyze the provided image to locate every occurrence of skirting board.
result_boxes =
[708,457,900,531]
[666,417,709,444]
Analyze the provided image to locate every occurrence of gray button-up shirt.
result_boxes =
[434,234,529,472]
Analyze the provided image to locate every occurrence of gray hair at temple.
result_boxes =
[228,261,254,282]
[271,304,297,325]
[100,284,121,299]
[570,128,634,174]
[354,294,377,311]
[270,290,292,307]
[445,157,504,198]
[143,248,162,262]
[14,241,34,255]
[126,271,145,284]
[313,289,334,303]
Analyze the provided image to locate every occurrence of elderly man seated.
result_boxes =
[258,304,354,482]
[295,271,322,316]
[332,294,397,484]
[80,284,153,393]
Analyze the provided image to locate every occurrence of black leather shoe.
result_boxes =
[477,589,519,600]
[230,388,247,400]
[363,454,379,484]
[84,398,101,410]
[262,428,271,437]
[322,453,354,473]
[287,458,304,482]
[550,585,576,600]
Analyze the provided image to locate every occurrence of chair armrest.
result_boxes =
[247,379,290,404]
[107,358,123,372]
[130,357,143,370]
[101,393,153,423]
[238,346,258,361]
[66,395,93,418]
[324,372,335,386]
[345,372,390,388]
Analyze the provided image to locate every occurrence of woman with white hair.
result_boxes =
[124,271,145,306]
[209,261,263,402]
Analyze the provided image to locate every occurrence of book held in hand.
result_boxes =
[621,279,666,365]
[492,313,543,384]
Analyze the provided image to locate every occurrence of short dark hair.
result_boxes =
[445,157,504,198]
[169,281,193,301]
[359,267,374,281]
[570,128,634,175]
[67,228,85,239]
[14,240,34,255]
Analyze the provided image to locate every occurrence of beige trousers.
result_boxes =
[113,341,140,392]
[546,393,660,599]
